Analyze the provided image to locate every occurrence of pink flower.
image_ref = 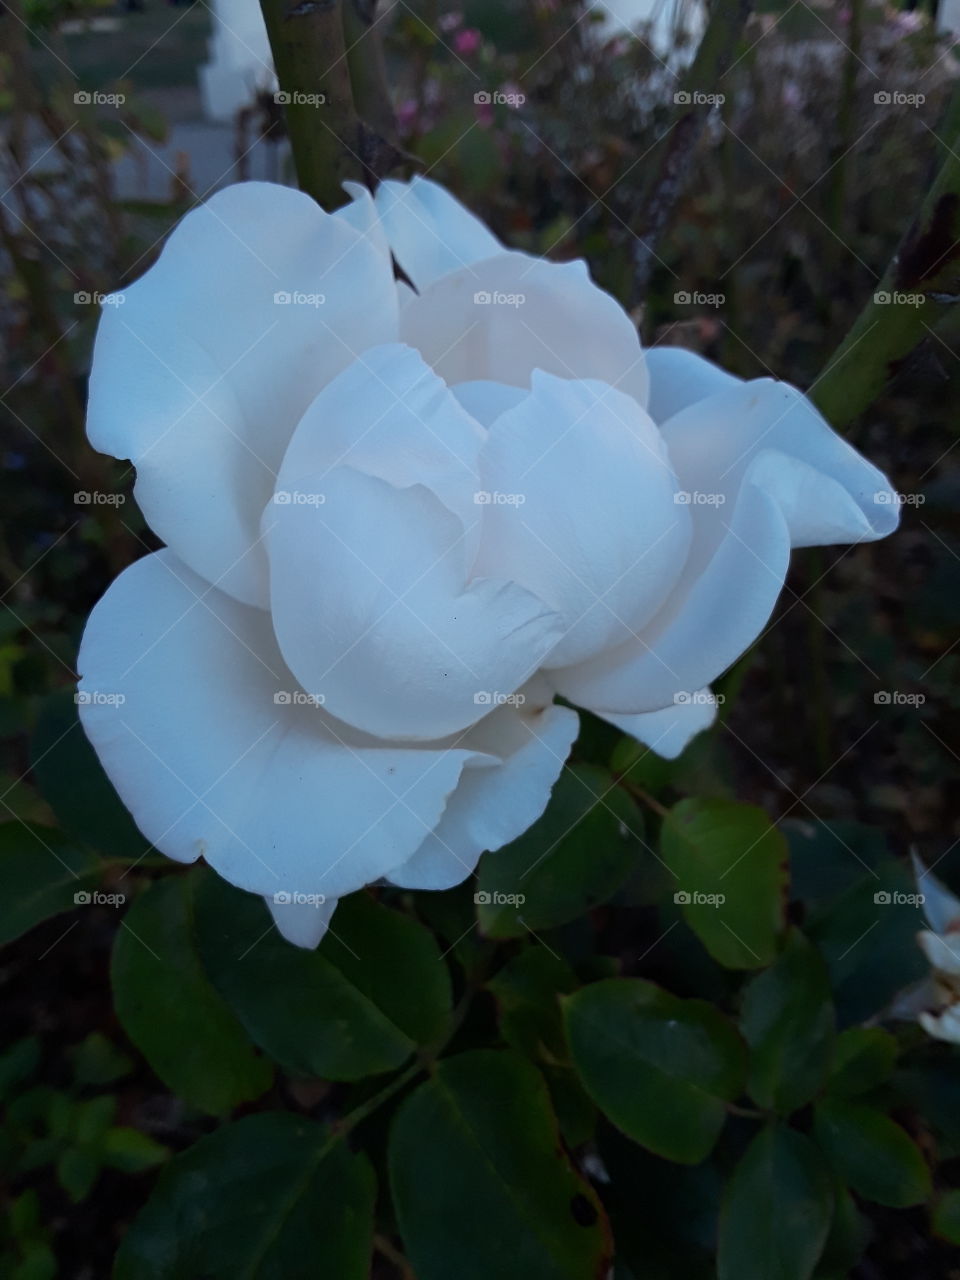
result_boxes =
[454,28,482,56]
[396,99,419,135]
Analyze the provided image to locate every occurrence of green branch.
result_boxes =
[259,0,363,209]
[633,0,754,297]
[813,82,960,429]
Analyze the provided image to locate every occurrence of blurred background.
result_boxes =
[2,1,960,1275]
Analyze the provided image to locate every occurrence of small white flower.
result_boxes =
[77,177,898,947]
[913,853,960,1044]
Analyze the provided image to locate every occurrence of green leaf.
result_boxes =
[661,799,787,968]
[0,823,100,946]
[69,1032,133,1086]
[389,1049,610,1280]
[805,857,927,1025]
[101,1127,169,1173]
[57,1147,100,1203]
[111,872,272,1115]
[932,1189,960,1245]
[739,929,835,1113]
[114,1113,375,1280]
[718,1125,833,1280]
[813,1097,932,1207]
[818,1177,871,1275]
[30,691,149,859]
[475,766,643,938]
[487,946,579,1061]
[563,978,745,1163]
[195,874,451,1080]
[0,1037,41,1098]
[826,1027,897,1098]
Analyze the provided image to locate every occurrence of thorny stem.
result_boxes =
[814,78,960,429]
[259,0,364,209]
[632,0,754,299]
[259,0,402,208]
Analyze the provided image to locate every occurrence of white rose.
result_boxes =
[77,177,899,947]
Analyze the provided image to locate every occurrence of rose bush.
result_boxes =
[77,177,898,947]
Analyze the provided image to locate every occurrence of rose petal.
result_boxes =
[645,345,740,423]
[77,550,497,901]
[388,695,579,889]
[474,372,690,667]
[266,465,564,741]
[598,689,718,760]
[374,175,502,290]
[87,182,398,606]
[401,252,649,409]
[276,343,485,565]
[912,851,960,936]
[554,378,898,714]
[266,893,339,949]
